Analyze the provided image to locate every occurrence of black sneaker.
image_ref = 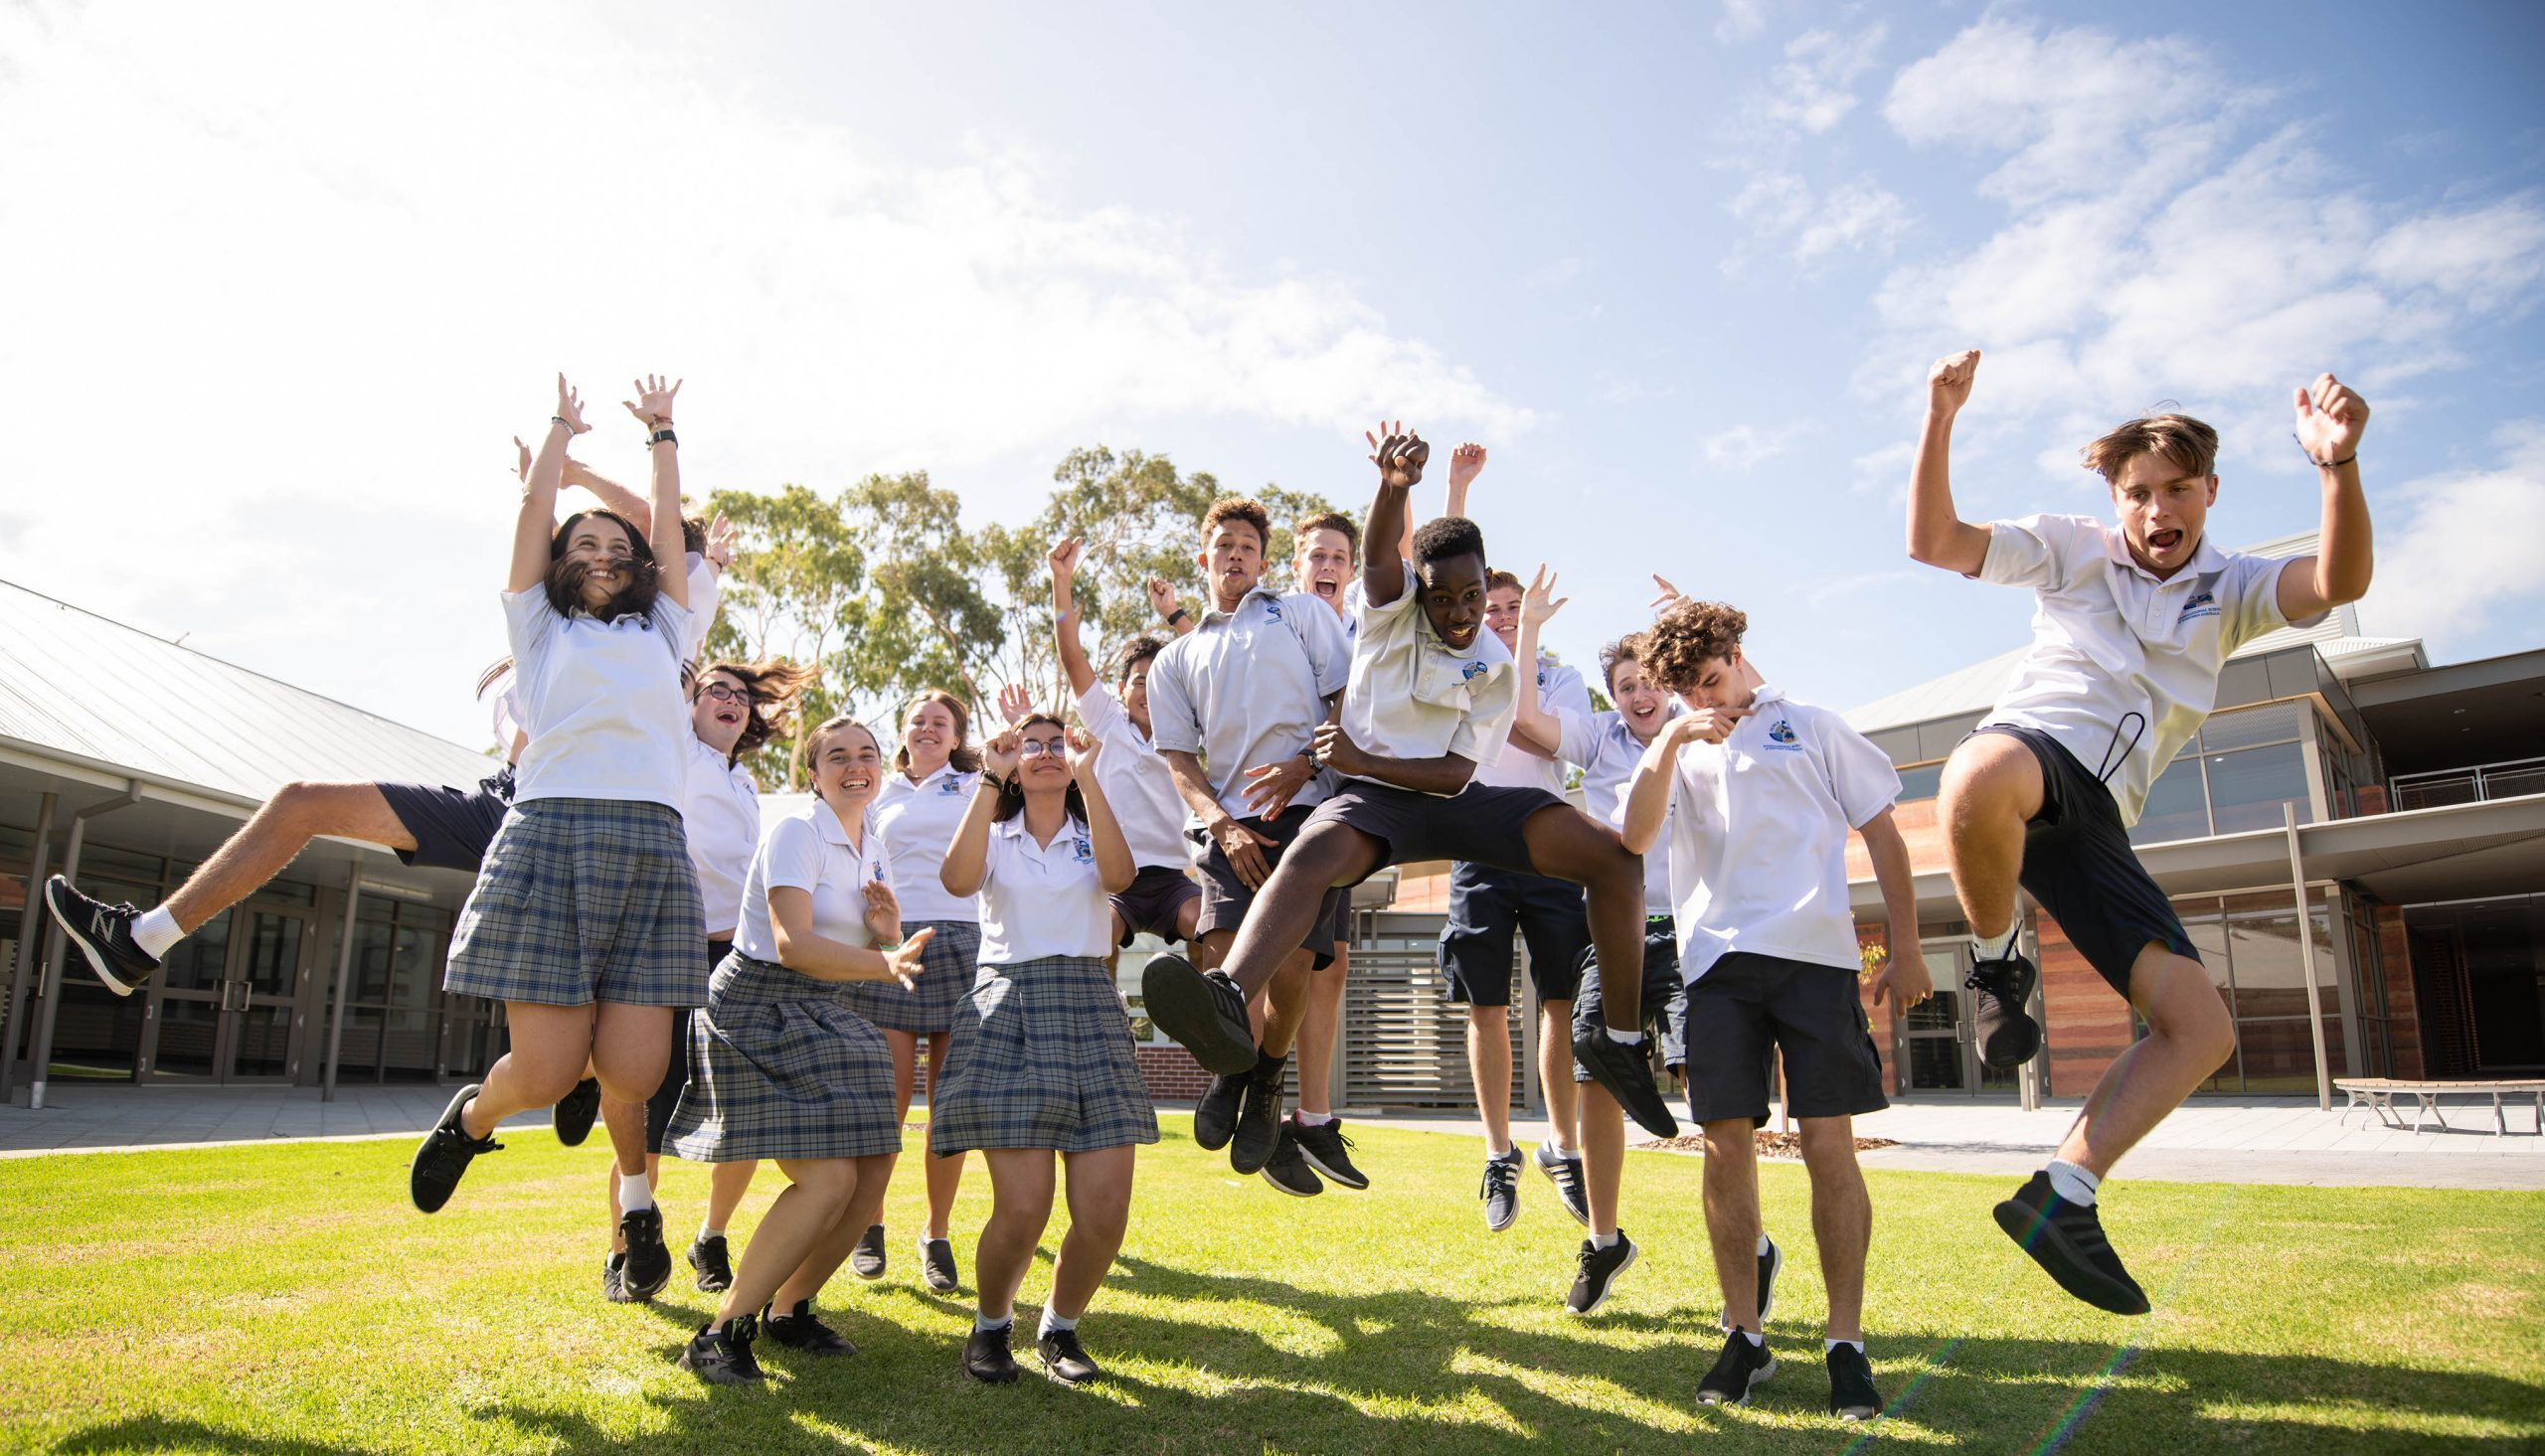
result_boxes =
[1289,1115,1368,1191]
[1036,1327,1103,1386]
[921,1235,960,1294]
[1966,949,2042,1068]
[1479,1150,1522,1232]
[1695,1329,1776,1406]
[847,1223,886,1281]
[1534,1141,1590,1227]
[1193,1070,1247,1152]
[1258,1123,1324,1198]
[689,1234,734,1292]
[619,1207,672,1300]
[1758,1235,1783,1323]
[1566,1230,1639,1316]
[764,1298,856,1356]
[1571,1028,1679,1139]
[679,1315,764,1385]
[409,1083,498,1213]
[1140,955,1256,1075]
[600,1251,634,1303]
[962,1321,1020,1383]
[1827,1342,1883,1421]
[1229,1051,1287,1175]
[1993,1172,2150,1315]
[43,877,162,996]
[553,1077,600,1147]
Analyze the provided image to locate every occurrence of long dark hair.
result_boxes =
[694,658,822,763]
[545,509,661,622]
[894,688,984,776]
[991,711,1086,825]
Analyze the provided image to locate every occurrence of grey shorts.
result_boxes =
[1572,921,1688,1082]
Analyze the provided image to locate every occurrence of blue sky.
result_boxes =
[3,1,2540,748]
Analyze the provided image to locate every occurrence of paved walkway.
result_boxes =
[5,1085,2540,1189]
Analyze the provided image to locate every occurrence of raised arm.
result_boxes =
[1360,421,1430,609]
[1049,538,1100,696]
[767,888,933,987]
[1509,565,1569,756]
[1144,575,1195,638]
[512,377,589,591]
[2277,373,2374,620]
[1906,350,1994,575]
[1394,440,1485,567]
[622,374,687,609]
[1858,809,1931,1009]
[937,729,1017,898]
[1068,729,1137,895]
[562,457,653,535]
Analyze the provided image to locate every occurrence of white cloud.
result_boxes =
[2367,197,2545,313]
[2365,422,2545,645]
[1716,0,1769,45]
[1764,27,1887,136]
[1730,171,1912,266]
[1703,423,1799,471]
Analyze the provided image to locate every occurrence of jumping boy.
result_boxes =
[1908,350,2372,1314]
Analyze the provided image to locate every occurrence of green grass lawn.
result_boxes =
[2,1117,2539,1455]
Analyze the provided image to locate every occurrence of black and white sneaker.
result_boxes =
[1193,1070,1247,1152]
[1570,1028,1679,1139]
[1036,1327,1103,1386]
[962,1321,1020,1383]
[1759,1235,1783,1322]
[1258,1123,1325,1198]
[1289,1115,1368,1191]
[1479,1150,1523,1232]
[847,1223,886,1281]
[1827,1342,1883,1421]
[600,1251,635,1303]
[1534,1141,1590,1227]
[552,1077,600,1147]
[1139,954,1257,1075]
[1695,1329,1776,1406]
[1566,1230,1639,1316]
[920,1235,960,1294]
[679,1315,764,1385]
[1993,1171,2150,1315]
[43,877,162,996]
[689,1234,734,1292]
[619,1207,672,1300]
[764,1298,856,1356]
[409,1082,498,1213]
[1229,1051,1287,1176]
[1966,949,2042,1068]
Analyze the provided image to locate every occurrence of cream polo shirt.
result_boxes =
[1469,655,1594,794]
[1665,687,1901,981]
[1977,515,2312,827]
[734,801,894,965]
[483,552,713,767]
[501,587,693,809]
[1147,584,1351,819]
[1339,562,1520,792]
[874,762,983,924]
[683,735,763,936]
[1076,681,1193,872]
[976,812,1112,964]
[1564,704,1682,914]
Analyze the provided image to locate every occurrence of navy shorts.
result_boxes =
[1110,864,1202,947]
[1440,863,1592,1008]
[377,767,514,873]
[1572,920,1688,1082]
[1191,804,1342,968]
[1683,952,1885,1125]
[1976,724,2196,997]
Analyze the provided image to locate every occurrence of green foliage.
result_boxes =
[699,483,866,788]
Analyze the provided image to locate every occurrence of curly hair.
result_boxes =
[1640,600,1749,693]
[2082,410,2219,484]
[1409,515,1486,569]
[694,658,823,763]
[1109,635,1168,683]
[545,510,661,622]
[1200,496,1272,552]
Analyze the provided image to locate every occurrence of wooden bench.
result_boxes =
[2335,1077,2545,1136]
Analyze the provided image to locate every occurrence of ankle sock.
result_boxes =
[1038,1308,1079,1339]
[1736,1328,1765,1347]
[1756,1232,1773,1257]
[1295,1111,1335,1127]
[697,1222,725,1242]
[974,1311,1012,1333]
[1971,924,2017,961]
[1604,1026,1641,1046]
[618,1171,654,1213]
[1825,1338,1865,1355]
[132,906,182,959]
[2046,1159,2100,1207]
[1589,1229,1619,1250]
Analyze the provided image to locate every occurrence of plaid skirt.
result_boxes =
[663,951,903,1163]
[928,955,1159,1156]
[443,798,707,1007]
[835,919,977,1034]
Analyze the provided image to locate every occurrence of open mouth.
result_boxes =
[714,709,742,727]
[2148,528,2184,554]
[1312,578,1340,598]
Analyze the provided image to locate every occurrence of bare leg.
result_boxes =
[1260,950,1312,1057]
[1047,1145,1136,1321]
[164,782,418,933]
[1218,825,1386,999]
[591,1003,674,1180]
[458,1003,594,1140]
[1296,944,1347,1117]
[974,1149,1059,1323]
[1937,734,2043,940]
[1538,997,1580,1153]
[2056,950,2235,1178]
[1798,1116,1870,1343]
[1580,1081,1626,1236]
[865,1029,922,1237]
[705,1160,760,1231]
[1517,809,1648,1038]
[772,1152,897,1309]
[1703,1118,1764,1331]
[713,1159,855,1327]
[922,1031,966,1241]
[1467,1005,1514,1154]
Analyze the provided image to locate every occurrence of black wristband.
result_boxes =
[2318,451,2355,468]
[649,427,678,447]
[1166,607,1189,626]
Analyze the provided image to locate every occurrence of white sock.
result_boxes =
[1971,924,2017,961]
[618,1171,653,1213]
[1756,1232,1772,1257]
[2046,1159,2099,1207]
[697,1221,724,1241]
[1589,1229,1619,1250]
[974,1310,1012,1333]
[1485,1143,1514,1160]
[1295,1111,1335,1127]
[1736,1328,1764,1347]
[131,906,183,960]
[1605,1026,1641,1046]
[1038,1307,1079,1338]
[1543,1138,1577,1160]
[1825,1338,1865,1354]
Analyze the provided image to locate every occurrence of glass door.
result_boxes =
[137,902,312,1083]
[1901,943,1975,1093]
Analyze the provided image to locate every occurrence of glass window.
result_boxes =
[2225,906,2336,1019]
[1896,763,1944,802]
[2129,757,2211,846]
[2199,701,2302,751]
[2206,743,2311,835]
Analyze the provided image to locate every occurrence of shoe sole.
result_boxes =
[1259,1165,1323,1198]
[1697,1355,1777,1406]
[45,882,139,997]
[1759,1240,1782,1323]
[1992,1198,2151,1315]
[1574,1039,1679,1139]
[1567,1239,1639,1317]
[1141,960,1256,1075]
[409,1082,481,1213]
[1534,1153,1592,1228]
[1977,1011,2043,1069]
[677,1353,764,1385]
[1296,1146,1369,1191]
[553,1082,599,1147]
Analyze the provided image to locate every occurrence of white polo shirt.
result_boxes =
[1470,655,1593,794]
[684,735,763,936]
[1665,687,1900,981]
[1147,584,1351,818]
[1075,681,1193,872]
[1564,705,1682,914]
[1977,515,2311,826]
[874,762,983,924]
[976,812,1112,964]
[734,801,894,965]
[680,553,720,665]
[501,587,693,809]
[1339,563,1519,791]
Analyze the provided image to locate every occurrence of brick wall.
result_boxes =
[1855,922,1900,1094]
[2374,905,2425,1079]
[1136,1044,1213,1103]
[2036,912,2134,1098]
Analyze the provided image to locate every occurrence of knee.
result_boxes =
[1700,1119,1755,1161]
[788,1162,856,1208]
[270,780,333,830]
[1796,1118,1859,1169]
[2143,961,2235,1068]
[1939,740,2030,825]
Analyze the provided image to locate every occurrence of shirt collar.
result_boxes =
[1200,582,1284,625]
[813,801,865,848]
[1748,684,1788,710]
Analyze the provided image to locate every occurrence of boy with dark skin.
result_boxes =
[1142,428,1679,1141]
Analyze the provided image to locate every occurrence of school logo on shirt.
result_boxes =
[1263,599,1283,621]
[2178,589,2220,623]
[1765,718,1802,751]
[938,776,965,795]
[1461,661,1488,682]
[1536,666,1549,689]
[1072,836,1094,864]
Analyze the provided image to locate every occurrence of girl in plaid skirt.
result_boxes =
[933,712,1155,1386]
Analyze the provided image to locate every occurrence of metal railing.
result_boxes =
[2390,756,2545,812]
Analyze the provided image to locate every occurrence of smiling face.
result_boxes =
[1116,655,1154,736]
[1415,553,1489,652]
[1483,582,1524,653]
[552,513,645,614]
[1015,719,1073,793]
[808,721,884,815]
[901,698,957,778]
[1198,519,1266,607]
[690,668,751,755]
[1608,656,1669,743]
[1292,526,1355,612]
[1676,650,1755,714]
[2110,451,2218,578]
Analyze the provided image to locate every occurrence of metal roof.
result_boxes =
[0,578,499,808]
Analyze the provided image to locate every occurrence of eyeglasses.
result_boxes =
[699,682,750,706]
[1017,738,1067,757]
